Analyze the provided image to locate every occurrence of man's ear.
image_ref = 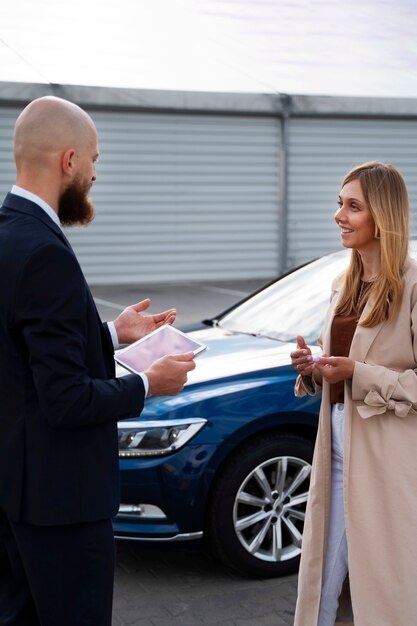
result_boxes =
[62,148,76,175]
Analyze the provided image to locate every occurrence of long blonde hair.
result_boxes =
[334,161,409,327]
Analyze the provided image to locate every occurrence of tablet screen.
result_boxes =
[115,325,206,374]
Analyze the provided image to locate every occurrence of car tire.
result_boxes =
[207,432,314,578]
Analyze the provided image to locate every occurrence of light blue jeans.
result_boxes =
[317,403,349,626]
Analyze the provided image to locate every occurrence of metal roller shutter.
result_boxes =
[287,118,417,269]
[69,111,281,284]
[0,107,15,194]
[0,106,281,285]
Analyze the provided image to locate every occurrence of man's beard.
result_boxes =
[58,177,96,227]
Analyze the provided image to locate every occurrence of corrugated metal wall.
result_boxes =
[0,106,281,284]
[69,111,281,284]
[0,107,15,198]
[2,102,417,283]
[287,118,417,268]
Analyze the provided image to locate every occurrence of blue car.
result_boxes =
[113,249,352,577]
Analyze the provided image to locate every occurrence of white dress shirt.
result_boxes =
[10,185,148,395]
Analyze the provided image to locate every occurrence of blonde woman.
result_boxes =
[290,162,417,626]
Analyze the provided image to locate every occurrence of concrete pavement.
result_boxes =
[91,279,268,327]
[113,542,298,626]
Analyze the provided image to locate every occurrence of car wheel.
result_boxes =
[207,433,314,578]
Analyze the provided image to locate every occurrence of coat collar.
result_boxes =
[321,275,385,362]
[2,192,73,252]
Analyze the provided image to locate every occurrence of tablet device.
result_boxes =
[115,325,206,375]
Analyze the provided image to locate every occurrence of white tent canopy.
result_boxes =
[0,0,416,98]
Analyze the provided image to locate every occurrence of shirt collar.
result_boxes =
[11,185,62,230]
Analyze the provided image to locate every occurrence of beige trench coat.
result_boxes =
[294,257,417,626]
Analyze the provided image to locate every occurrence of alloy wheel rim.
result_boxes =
[233,455,311,563]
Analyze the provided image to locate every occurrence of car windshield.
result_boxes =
[219,250,350,344]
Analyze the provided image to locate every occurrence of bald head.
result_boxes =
[14,96,96,174]
[13,96,99,212]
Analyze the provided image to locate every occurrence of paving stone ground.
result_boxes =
[113,542,298,626]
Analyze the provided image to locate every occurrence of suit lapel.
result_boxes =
[56,228,76,253]
[3,193,111,347]
[2,192,74,254]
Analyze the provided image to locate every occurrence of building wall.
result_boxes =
[0,105,281,284]
[1,87,417,285]
[0,107,15,200]
[72,110,281,284]
[287,117,417,268]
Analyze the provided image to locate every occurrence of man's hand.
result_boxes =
[113,298,176,345]
[145,352,196,396]
[313,356,355,384]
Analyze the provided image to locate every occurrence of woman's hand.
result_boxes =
[290,335,316,377]
[313,356,355,384]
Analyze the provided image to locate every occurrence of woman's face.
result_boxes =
[335,178,378,253]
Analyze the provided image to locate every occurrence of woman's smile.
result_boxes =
[335,179,377,253]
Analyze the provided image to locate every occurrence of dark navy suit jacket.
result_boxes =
[0,193,145,525]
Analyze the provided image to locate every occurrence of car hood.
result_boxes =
[179,326,297,385]
[116,326,320,386]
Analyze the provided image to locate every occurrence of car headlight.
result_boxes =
[117,418,207,458]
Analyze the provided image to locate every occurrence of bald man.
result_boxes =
[0,96,195,626]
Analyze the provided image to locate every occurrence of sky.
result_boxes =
[0,0,417,97]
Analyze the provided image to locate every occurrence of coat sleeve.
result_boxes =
[352,283,417,419]
[14,242,146,429]
[294,326,324,398]
[352,362,417,418]
[295,373,322,397]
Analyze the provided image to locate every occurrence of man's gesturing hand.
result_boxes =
[145,352,196,396]
[114,298,176,345]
